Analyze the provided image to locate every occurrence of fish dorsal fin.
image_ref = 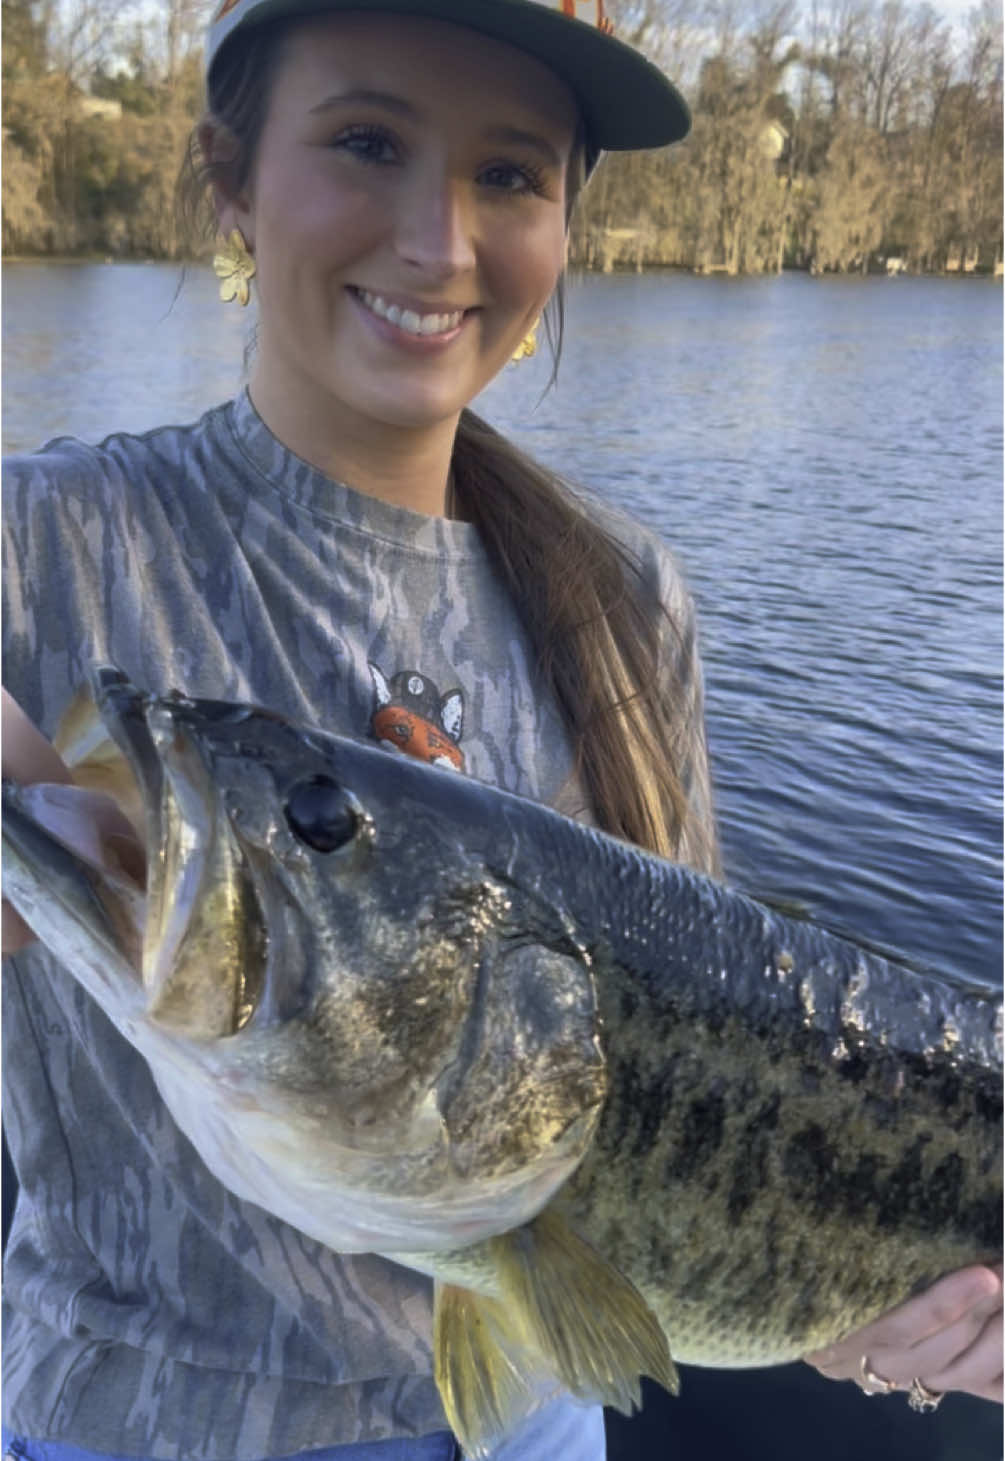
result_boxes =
[434,1210,678,1457]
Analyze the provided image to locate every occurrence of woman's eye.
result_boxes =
[479,161,547,195]
[333,126,397,164]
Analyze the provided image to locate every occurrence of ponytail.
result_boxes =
[452,410,719,874]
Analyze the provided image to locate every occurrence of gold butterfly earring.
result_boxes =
[512,319,539,362]
[214,228,256,307]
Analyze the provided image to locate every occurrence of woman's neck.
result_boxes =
[248,372,460,519]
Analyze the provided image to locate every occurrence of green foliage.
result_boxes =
[90,63,160,115]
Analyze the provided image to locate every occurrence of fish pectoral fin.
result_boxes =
[491,1208,679,1415]
[434,1281,559,1460]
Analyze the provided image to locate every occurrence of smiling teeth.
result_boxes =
[358,289,464,336]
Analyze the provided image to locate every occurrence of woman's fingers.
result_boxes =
[3,900,38,955]
[2,688,73,784]
[806,1265,1004,1404]
[17,784,145,881]
[2,691,146,955]
[2,689,75,954]
[862,1280,1003,1398]
[807,1266,995,1371]
[917,1308,1003,1402]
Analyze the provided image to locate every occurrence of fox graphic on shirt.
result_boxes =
[368,661,465,772]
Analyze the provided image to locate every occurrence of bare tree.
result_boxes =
[4,0,1001,270]
[163,0,210,85]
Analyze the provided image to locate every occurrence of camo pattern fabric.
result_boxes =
[1,391,715,1460]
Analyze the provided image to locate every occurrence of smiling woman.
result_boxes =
[211,16,577,487]
[1,2,1000,1461]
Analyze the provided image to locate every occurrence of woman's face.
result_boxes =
[226,13,578,443]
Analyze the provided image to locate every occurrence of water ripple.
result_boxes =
[4,264,1001,990]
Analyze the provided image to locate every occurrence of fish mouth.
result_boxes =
[94,668,267,1039]
[92,669,166,860]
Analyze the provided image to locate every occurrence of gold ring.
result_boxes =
[907,1377,943,1413]
[859,1354,897,1395]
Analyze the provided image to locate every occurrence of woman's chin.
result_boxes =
[341,384,474,435]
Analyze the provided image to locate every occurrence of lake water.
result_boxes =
[2,261,1002,1460]
[4,262,1001,988]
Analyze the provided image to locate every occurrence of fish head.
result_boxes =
[94,669,607,1249]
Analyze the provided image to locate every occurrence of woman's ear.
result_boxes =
[198,116,253,245]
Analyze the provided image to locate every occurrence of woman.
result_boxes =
[2,2,1000,1458]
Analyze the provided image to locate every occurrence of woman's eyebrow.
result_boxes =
[480,125,563,167]
[309,88,418,117]
[307,91,564,166]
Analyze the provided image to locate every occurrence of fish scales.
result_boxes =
[2,669,1000,1458]
[408,792,999,1361]
[557,948,997,1365]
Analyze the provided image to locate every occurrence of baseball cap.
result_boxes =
[206,0,691,152]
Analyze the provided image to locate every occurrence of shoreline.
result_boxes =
[3,253,1001,280]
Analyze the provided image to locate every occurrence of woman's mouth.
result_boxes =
[350,287,468,341]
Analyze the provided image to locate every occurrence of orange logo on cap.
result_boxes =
[213,0,242,21]
[558,0,614,33]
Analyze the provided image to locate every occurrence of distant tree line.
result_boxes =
[3,0,1002,273]
[3,0,204,256]
[573,0,1003,273]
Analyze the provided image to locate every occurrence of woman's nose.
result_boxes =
[394,172,477,279]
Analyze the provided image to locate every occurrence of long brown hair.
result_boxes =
[177,20,719,876]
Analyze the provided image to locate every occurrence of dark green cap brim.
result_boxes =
[206,0,690,151]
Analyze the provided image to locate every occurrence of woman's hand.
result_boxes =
[2,688,144,955]
[2,688,74,954]
[805,1264,1003,1406]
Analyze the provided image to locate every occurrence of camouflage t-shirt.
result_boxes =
[1,391,714,1460]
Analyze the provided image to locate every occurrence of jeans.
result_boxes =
[2,1399,605,1460]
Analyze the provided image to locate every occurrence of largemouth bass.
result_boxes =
[3,667,1000,1456]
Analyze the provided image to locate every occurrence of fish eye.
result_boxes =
[284,776,359,853]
